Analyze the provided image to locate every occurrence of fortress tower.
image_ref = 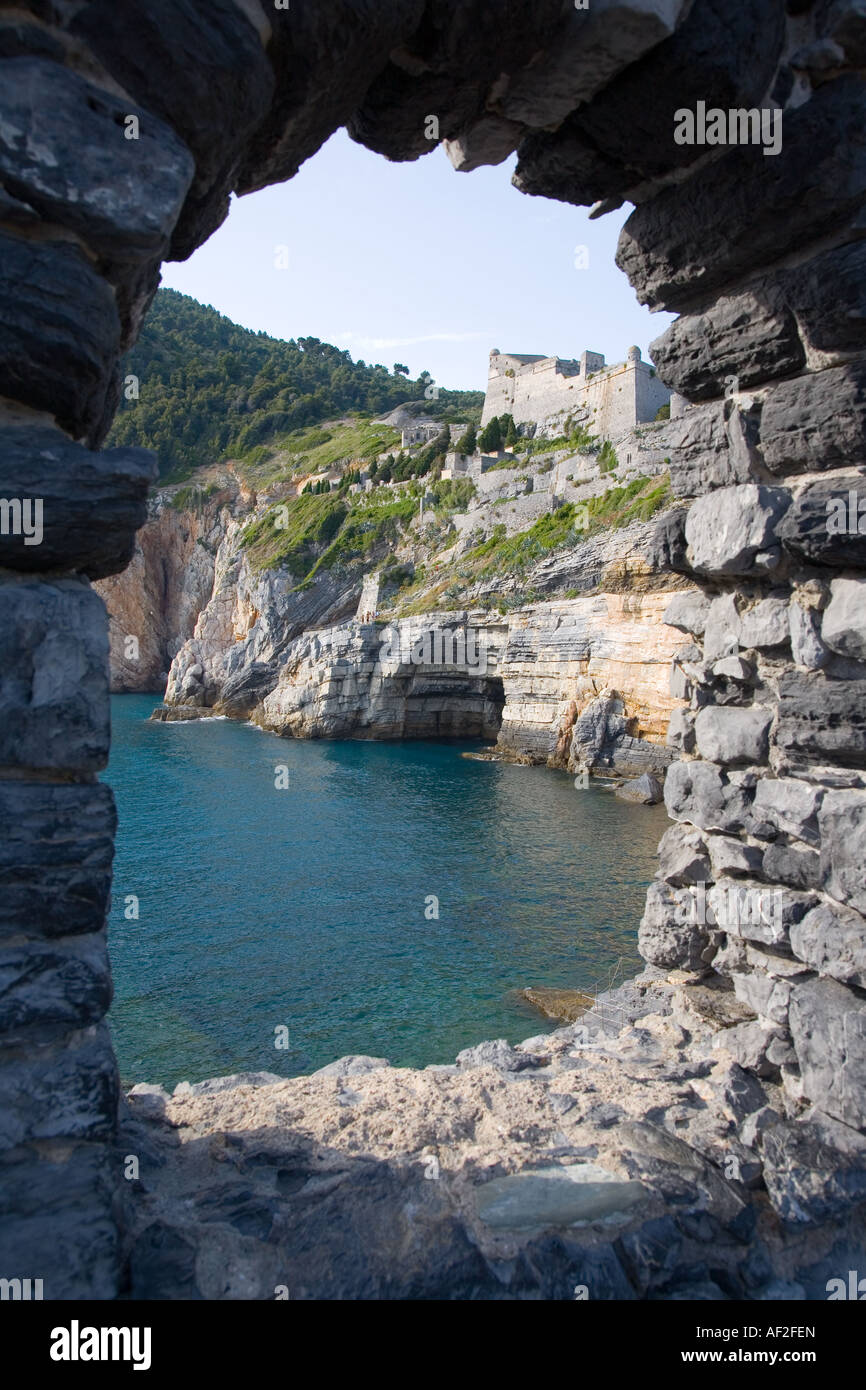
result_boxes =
[480,345,671,437]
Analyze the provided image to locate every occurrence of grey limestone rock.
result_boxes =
[779,473,866,569]
[761,361,866,477]
[685,485,790,577]
[657,821,710,885]
[789,977,866,1131]
[821,576,866,660]
[515,0,784,210]
[774,672,866,769]
[616,772,664,804]
[0,233,121,445]
[760,1114,866,1223]
[639,879,709,971]
[0,56,195,262]
[664,758,753,834]
[456,1039,547,1073]
[791,901,866,988]
[616,78,866,313]
[819,789,866,914]
[650,288,805,402]
[694,705,772,765]
[312,1055,391,1079]
[789,599,830,670]
[0,577,110,773]
[0,781,115,940]
[663,589,711,636]
[739,597,789,649]
[753,775,823,845]
[0,422,156,577]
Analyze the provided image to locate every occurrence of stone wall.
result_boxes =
[481,346,671,435]
[1,0,865,1297]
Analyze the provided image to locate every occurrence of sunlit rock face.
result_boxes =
[2,0,866,1298]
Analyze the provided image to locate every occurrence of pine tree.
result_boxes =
[456,423,476,455]
[478,417,502,453]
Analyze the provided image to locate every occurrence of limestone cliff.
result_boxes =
[114,419,692,781]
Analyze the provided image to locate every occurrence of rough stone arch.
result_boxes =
[1,0,865,1298]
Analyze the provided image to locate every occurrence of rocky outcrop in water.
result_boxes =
[120,968,866,1299]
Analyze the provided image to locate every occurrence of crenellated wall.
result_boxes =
[1,0,865,1297]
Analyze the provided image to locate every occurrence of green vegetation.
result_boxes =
[598,440,618,473]
[169,481,220,510]
[511,419,598,459]
[477,416,502,453]
[655,403,671,421]
[107,288,484,481]
[456,475,671,581]
[456,423,477,455]
[240,477,476,579]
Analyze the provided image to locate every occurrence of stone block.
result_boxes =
[759,1113,866,1223]
[615,772,663,803]
[819,788,866,914]
[0,57,194,262]
[821,575,866,659]
[0,422,156,577]
[774,673,866,771]
[650,288,805,401]
[0,233,121,444]
[445,114,525,171]
[703,593,742,661]
[685,485,790,576]
[791,900,866,987]
[0,1023,118,1151]
[0,781,115,940]
[503,0,690,129]
[782,239,866,356]
[738,597,789,649]
[0,577,109,773]
[761,361,866,476]
[344,1,560,165]
[664,758,753,833]
[778,473,866,568]
[0,1141,119,1298]
[752,775,823,845]
[694,705,772,765]
[617,78,866,312]
[639,878,709,970]
[0,933,112,1044]
[69,0,275,258]
[789,977,866,1130]
[666,706,696,753]
[664,399,761,496]
[706,834,763,878]
[515,0,784,208]
[762,842,822,892]
[788,599,829,670]
[663,589,711,636]
[657,821,710,885]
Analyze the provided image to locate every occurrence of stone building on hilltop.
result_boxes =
[481,345,671,437]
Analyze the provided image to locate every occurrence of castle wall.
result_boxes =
[481,351,671,436]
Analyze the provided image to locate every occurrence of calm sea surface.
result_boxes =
[107,694,666,1088]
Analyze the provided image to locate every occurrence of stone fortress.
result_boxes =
[480,345,672,437]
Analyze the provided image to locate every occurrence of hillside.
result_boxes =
[106,289,485,481]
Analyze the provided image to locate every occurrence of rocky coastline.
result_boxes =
[121,966,865,1300]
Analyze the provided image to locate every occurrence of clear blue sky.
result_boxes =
[162,130,673,393]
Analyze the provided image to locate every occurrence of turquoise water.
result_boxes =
[107,694,666,1088]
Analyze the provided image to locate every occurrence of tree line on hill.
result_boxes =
[107,288,484,478]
